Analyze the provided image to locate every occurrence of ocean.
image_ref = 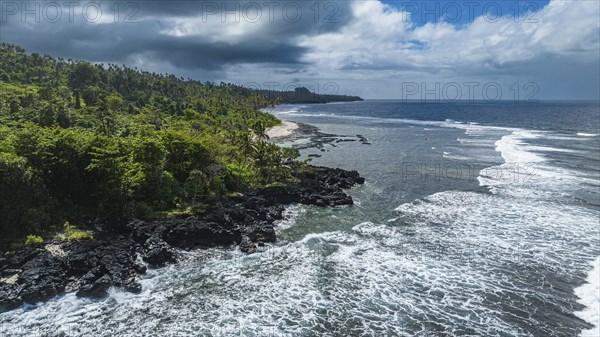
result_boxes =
[1,100,599,337]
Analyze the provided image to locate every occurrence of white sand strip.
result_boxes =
[267,120,299,139]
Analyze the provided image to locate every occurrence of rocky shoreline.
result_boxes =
[269,121,371,152]
[0,165,364,313]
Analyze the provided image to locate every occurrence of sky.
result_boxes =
[1,0,599,100]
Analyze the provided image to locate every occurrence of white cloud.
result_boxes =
[299,0,600,74]
[298,1,413,69]
[159,15,267,44]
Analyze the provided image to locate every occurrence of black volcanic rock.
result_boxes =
[0,284,22,312]
[142,236,174,266]
[239,236,257,254]
[76,273,112,298]
[18,252,66,303]
[123,278,142,293]
[246,222,276,244]
[66,239,138,284]
[163,219,242,249]
[0,165,364,312]
[0,249,67,309]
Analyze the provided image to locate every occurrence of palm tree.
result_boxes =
[252,121,270,143]
[233,130,253,189]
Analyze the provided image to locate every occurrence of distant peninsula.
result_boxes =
[252,86,363,104]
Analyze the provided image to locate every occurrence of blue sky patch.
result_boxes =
[382,0,550,26]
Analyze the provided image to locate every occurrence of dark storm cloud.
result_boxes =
[134,0,354,34]
[0,0,352,72]
[272,68,306,74]
[151,39,307,69]
[1,18,307,70]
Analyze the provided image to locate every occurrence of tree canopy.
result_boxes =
[0,43,300,242]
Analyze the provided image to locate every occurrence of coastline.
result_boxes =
[0,161,364,313]
[267,118,372,152]
[3,101,598,335]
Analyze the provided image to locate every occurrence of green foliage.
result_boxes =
[281,147,301,160]
[0,43,297,243]
[0,151,51,239]
[134,201,154,218]
[25,235,44,246]
[57,222,94,241]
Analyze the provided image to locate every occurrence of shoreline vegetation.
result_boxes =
[0,44,364,311]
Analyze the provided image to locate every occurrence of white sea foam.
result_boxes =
[494,130,545,164]
[443,152,471,161]
[271,112,456,129]
[2,111,597,336]
[397,118,600,335]
[576,256,600,337]
[273,204,305,232]
[526,145,582,153]
[394,188,599,330]
[270,104,306,115]
[471,127,600,200]
[577,133,599,137]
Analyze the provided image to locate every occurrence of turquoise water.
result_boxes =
[1,101,599,337]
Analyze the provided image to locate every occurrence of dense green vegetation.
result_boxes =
[0,43,301,242]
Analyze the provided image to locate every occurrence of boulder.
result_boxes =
[239,236,257,254]
[76,274,112,298]
[0,283,22,312]
[246,223,276,244]
[17,250,66,304]
[163,219,241,248]
[123,278,142,293]
[142,236,174,266]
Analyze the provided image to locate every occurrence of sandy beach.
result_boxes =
[266,120,299,139]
